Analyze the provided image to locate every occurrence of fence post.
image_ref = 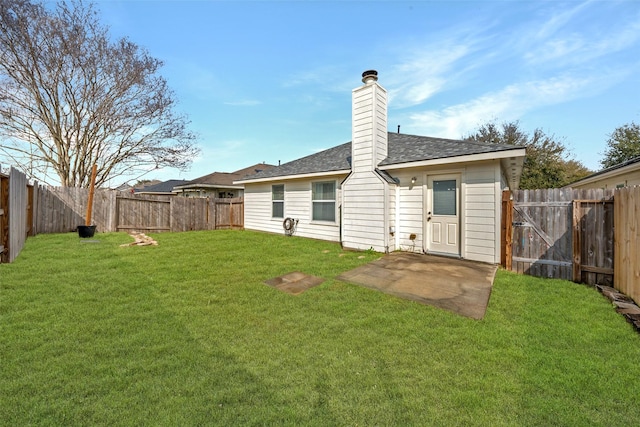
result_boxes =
[572,200,581,282]
[501,190,513,270]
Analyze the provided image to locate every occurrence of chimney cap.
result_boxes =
[362,69,378,83]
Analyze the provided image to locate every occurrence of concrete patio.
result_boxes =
[337,252,498,319]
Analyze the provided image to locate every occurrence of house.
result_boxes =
[236,70,526,263]
[172,163,275,198]
[566,156,640,190]
[135,179,188,196]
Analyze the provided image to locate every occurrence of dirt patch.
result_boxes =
[264,271,324,295]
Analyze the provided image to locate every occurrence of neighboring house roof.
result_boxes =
[114,182,133,192]
[173,163,276,192]
[136,179,188,194]
[566,156,640,188]
[237,133,524,182]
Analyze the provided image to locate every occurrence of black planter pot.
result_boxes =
[77,225,97,238]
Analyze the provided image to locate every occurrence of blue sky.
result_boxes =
[96,0,640,186]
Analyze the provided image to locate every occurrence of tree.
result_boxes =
[0,0,199,187]
[465,120,591,189]
[600,122,640,169]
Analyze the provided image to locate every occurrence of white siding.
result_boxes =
[341,172,389,252]
[391,171,424,253]
[388,161,503,263]
[351,81,387,173]
[463,162,500,263]
[244,177,346,242]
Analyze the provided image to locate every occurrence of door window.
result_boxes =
[433,180,456,216]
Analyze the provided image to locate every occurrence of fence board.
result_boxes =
[35,186,83,234]
[0,170,8,262]
[214,198,244,229]
[507,188,614,284]
[614,186,640,304]
[170,197,210,232]
[117,195,171,233]
[8,168,28,262]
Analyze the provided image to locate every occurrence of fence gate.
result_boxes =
[504,188,614,285]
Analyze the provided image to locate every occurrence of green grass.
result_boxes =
[1,230,639,426]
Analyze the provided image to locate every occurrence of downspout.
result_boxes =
[383,180,389,253]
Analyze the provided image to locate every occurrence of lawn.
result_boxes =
[1,230,639,426]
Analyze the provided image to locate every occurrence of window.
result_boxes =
[312,181,336,222]
[433,179,456,216]
[272,185,284,218]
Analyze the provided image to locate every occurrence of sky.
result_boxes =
[94,0,640,187]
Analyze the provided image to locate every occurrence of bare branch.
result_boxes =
[0,0,200,187]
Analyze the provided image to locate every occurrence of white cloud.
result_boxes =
[406,74,601,139]
[532,0,593,41]
[523,4,640,66]
[385,38,485,108]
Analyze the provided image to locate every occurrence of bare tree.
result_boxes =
[0,0,199,187]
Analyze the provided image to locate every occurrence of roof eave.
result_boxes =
[565,157,640,188]
[236,169,351,184]
[173,183,244,192]
[379,148,526,171]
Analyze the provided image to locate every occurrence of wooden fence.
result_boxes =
[0,168,33,263]
[503,188,615,285]
[1,180,244,263]
[614,186,640,305]
[38,187,244,234]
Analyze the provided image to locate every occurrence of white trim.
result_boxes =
[310,179,338,224]
[423,171,463,256]
[494,165,502,264]
[380,148,526,171]
[235,169,351,185]
[460,170,467,259]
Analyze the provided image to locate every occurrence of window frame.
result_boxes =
[311,180,337,223]
[272,184,284,219]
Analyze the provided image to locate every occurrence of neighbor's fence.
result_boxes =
[503,188,615,285]
[39,186,243,233]
[614,186,640,305]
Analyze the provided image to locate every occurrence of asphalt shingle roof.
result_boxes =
[136,180,188,193]
[381,133,521,166]
[239,133,523,181]
[177,163,276,188]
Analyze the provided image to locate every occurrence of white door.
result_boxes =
[426,174,460,256]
